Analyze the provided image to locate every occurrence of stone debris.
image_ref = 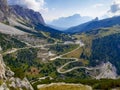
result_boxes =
[96,62,117,79]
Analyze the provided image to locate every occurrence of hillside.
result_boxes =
[73,26,120,76]
[90,32,120,74]
[66,16,120,33]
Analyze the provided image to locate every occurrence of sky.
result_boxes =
[8,0,120,22]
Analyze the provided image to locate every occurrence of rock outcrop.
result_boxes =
[96,62,117,79]
[0,54,6,79]
[0,0,10,22]
[86,62,117,79]
[9,77,33,90]
[0,47,33,90]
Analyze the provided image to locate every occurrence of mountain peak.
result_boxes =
[92,17,99,21]
[94,17,99,21]
[73,14,81,17]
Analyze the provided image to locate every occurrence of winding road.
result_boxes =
[50,41,84,61]
[53,41,100,74]
[3,40,95,74]
[57,59,99,74]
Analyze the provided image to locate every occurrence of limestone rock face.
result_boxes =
[11,5,45,25]
[0,0,45,25]
[0,54,6,79]
[96,62,117,79]
[9,77,34,90]
[0,0,10,21]
[0,53,14,79]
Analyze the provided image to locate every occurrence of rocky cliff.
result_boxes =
[0,54,6,79]
[11,5,45,25]
[0,0,45,25]
[0,0,10,22]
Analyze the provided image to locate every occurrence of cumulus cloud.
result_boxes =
[8,0,48,12]
[108,0,120,16]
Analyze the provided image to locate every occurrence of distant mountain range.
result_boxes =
[48,14,92,29]
[65,16,120,33]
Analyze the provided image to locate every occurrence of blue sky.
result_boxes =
[9,0,120,22]
[42,0,113,21]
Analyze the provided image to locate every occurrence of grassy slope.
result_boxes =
[38,83,91,90]
[73,25,120,60]
[63,47,83,59]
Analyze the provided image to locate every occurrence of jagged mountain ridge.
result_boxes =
[11,5,45,25]
[0,0,45,25]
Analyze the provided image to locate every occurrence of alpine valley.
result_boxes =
[0,0,120,90]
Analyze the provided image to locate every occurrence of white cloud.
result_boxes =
[8,0,48,13]
[93,3,103,8]
[114,0,120,4]
[108,0,120,17]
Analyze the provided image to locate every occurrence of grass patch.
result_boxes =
[38,83,91,90]
[63,47,83,59]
